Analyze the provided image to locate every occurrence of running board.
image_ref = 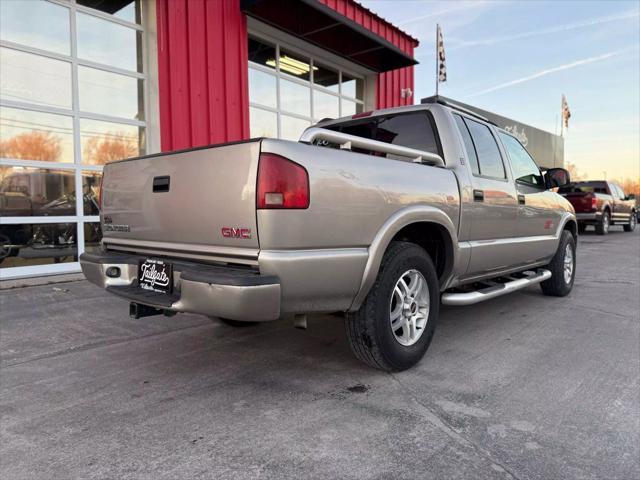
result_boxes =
[441,269,552,306]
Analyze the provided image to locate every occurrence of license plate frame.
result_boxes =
[138,258,173,293]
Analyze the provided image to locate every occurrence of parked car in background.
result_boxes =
[559,181,637,234]
[81,100,577,371]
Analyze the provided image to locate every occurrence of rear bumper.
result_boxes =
[576,212,600,222]
[79,251,280,321]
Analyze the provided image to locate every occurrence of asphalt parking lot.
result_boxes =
[1,229,638,480]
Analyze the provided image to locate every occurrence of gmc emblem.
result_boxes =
[221,227,252,239]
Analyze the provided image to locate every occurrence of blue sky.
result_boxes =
[360,0,640,180]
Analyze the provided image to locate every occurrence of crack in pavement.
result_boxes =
[388,374,522,480]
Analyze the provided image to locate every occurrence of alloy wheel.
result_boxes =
[389,269,430,346]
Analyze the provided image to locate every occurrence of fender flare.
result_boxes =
[348,205,459,311]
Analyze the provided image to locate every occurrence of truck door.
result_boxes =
[498,132,562,264]
[453,115,519,276]
[610,183,629,223]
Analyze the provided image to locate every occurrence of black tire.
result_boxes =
[577,223,587,234]
[540,230,576,297]
[595,210,610,235]
[209,317,259,327]
[345,241,439,372]
[623,211,636,232]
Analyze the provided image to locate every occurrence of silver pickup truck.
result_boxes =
[81,99,577,371]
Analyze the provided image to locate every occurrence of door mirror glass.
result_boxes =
[627,193,636,200]
[545,168,571,188]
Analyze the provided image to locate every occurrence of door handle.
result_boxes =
[473,189,484,202]
[152,176,170,193]
[518,194,526,205]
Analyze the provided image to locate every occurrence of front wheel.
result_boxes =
[623,212,636,232]
[345,241,439,371]
[540,230,576,297]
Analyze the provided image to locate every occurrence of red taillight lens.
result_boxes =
[590,195,597,211]
[257,153,309,209]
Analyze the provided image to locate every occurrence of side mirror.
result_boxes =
[627,193,635,200]
[545,168,571,189]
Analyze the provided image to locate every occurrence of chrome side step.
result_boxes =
[441,269,552,306]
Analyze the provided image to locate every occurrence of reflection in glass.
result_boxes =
[78,66,144,120]
[0,222,77,268]
[80,119,144,165]
[0,47,72,109]
[249,107,277,138]
[248,37,277,71]
[280,115,309,141]
[0,0,70,55]
[82,171,102,215]
[248,68,277,109]
[342,73,364,100]
[280,79,310,117]
[278,49,314,81]
[0,167,76,217]
[0,107,74,163]
[76,12,142,72]
[341,98,363,117]
[313,63,339,92]
[77,0,141,24]
[84,222,103,252]
[313,90,339,120]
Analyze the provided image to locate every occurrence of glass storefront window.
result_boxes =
[280,116,310,142]
[78,66,144,120]
[248,68,277,109]
[0,167,76,217]
[0,0,70,55]
[342,73,364,100]
[314,90,339,120]
[80,119,144,165]
[82,171,102,216]
[247,35,365,141]
[250,107,277,138]
[77,0,141,24]
[76,12,142,72]
[280,79,310,117]
[0,222,77,269]
[83,222,102,252]
[0,48,72,109]
[0,107,74,163]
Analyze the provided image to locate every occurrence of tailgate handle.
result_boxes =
[152,176,170,193]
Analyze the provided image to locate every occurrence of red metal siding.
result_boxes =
[156,0,249,152]
[316,0,419,109]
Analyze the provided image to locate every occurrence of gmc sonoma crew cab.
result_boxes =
[558,181,637,234]
[81,99,577,371]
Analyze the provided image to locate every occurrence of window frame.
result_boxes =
[0,0,149,279]
[455,114,509,182]
[247,30,367,140]
[498,130,545,190]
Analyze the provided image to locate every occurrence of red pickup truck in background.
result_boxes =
[559,181,637,235]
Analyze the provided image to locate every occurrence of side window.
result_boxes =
[615,184,626,199]
[609,183,620,199]
[463,118,506,179]
[453,114,480,175]
[499,132,544,188]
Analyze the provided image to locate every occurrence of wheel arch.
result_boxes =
[349,205,458,311]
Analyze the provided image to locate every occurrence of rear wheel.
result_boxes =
[623,212,636,232]
[595,210,610,235]
[345,241,439,371]
[540,230,576,297]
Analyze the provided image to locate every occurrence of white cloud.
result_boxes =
[466,48,636,98]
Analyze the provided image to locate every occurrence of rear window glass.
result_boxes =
[324,111,442,160]
[558,182,608,194]
[463,117,505,179]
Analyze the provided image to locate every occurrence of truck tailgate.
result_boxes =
[561,192,594,213]
[101,140,261,263]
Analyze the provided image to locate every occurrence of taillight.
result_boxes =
[257,153,309,209]
[98,173,104,210]
[590,195,597,211]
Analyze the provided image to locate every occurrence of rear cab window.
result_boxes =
[322,111,443,162]
[558,182,609,194]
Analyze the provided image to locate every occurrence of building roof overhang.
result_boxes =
[241,0,418,72]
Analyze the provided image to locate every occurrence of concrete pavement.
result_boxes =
[1,229,638,479]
